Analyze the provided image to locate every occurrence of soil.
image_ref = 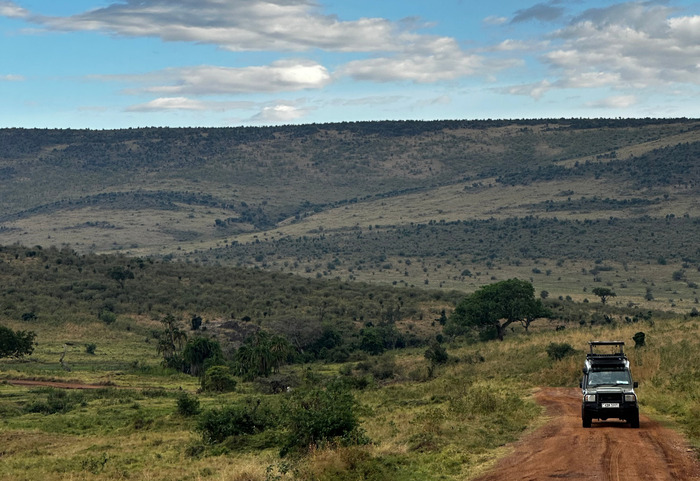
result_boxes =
[5,379,116,390]
[474,387,700,481]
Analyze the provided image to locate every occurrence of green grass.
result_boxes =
[2,314,699,480]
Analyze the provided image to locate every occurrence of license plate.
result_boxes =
[602,403,619,408]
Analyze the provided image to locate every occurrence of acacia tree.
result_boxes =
[446,279,550,341]
[592,287,616,304]
[0,326,37,358]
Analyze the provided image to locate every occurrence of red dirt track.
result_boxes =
[474,387,700,481]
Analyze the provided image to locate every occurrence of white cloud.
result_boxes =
[126,97,256,112]
[104,60,331,96]
[10,0,414,53]
[545,4,700,90]
[0,1,28,18]
[586,95,637,109]
[126,97,208,111]
[504,80,553,100]
[1,74,25,81]
[483,15,508,26]
[251,104,307,123]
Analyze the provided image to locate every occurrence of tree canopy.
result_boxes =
[446,279,551,340]
[591,287,616,304]
[0,325,37,358]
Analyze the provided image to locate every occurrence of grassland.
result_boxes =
[1,119,700,478]
[1,313,699,481]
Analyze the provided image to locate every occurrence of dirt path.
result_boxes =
[474,387,700,481]
[4,379,114,389]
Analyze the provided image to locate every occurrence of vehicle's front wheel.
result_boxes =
[582,413,592,428]
[629,412,640,428]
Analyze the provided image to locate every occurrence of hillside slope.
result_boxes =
[1,119,699,307]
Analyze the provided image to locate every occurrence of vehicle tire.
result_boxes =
[582,413,592,428]
[629,412,640,429]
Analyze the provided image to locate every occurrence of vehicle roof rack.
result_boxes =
[586,341,627,368]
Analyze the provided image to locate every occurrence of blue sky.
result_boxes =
[1,0,699,128]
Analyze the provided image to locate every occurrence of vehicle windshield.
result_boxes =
[587,370,631,387]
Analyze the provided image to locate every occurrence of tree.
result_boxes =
[0,325,37,358]
[592,287,616,304]
[234,331,290,381]
[156,314,187,367]
[182,337,222,376]
[108,266,134,288]
[446,279,550,341]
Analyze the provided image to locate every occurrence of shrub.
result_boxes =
[283,380,364,454]
[24,389,85,414]
[632,331,646,348]
[98,309,117,325]
[85,343,97,355]
[197,400,275,444]
[546,342,576,361]
[176,392,201,416]
[424,341,449,365]
[202,365,237,393]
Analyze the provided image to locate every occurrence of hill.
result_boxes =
[1,119,699,310]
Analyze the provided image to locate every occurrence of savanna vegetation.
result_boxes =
[1,119,699,479]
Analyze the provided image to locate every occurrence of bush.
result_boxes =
[98,309,117,325]
[424,341,449,365]
[283,379,364,454]
[546,342,576,361]
[176,392,201,416]
[85,343,97,355]
[197,400,275,444]
[632,331,646,348]
[24,389,85,414]
[201,365,237,393]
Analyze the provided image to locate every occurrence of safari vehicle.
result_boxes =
[581,341,639,428]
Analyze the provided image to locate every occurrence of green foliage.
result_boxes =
[545,342,576,361]
[283,379,363,454]
[235,331,290,381]
[632,331,646,348]
[176,392,201,416]
[202,365,237,393]
[197,400,276,444]
[446,279,550,340]
[0,325,37,358]
[424,341,449,365]
[85,343,97,355]
[24,388,86,415]
[156,314,188,368]
[98,309,117,325]
[182,337,222,377]
[591,287,616,304]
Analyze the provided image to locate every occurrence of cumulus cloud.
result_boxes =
[338,36,507,83]
[6,0,413,53]
[545,3,700,89]
[110,60,332,96]
[0,1,28,18]
[250,104,308,123]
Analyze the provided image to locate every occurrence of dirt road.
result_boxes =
[474,388,700,481]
